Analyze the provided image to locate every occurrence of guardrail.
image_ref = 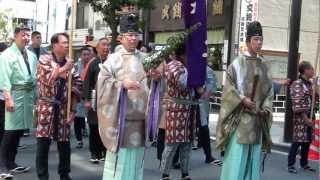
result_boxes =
[209,93,298,114]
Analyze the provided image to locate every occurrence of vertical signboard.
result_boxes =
[239,0,259,54]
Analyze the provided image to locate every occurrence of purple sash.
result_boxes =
[114,86,127,177]
[147,81,160,141]
[116,86,127,153]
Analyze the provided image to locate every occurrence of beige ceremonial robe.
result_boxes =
[97,48,149,153]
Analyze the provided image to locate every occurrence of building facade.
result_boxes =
[0,0,70,43]
[258,0,319,79]
[71,1,111,49]
[149,0,233,88]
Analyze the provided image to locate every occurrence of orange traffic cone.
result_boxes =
[308,119,320,161]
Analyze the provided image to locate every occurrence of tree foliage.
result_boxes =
[83,0,154,50]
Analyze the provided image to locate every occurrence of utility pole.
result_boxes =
[284,0,302,142]
[143,8,151,46]
[226,0,235,65]
[45,0,50,43]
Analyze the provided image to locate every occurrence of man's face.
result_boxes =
[96,39,109,57]
[80,50,91,63]
[248,36,263,53]
[15,30,30,48]
[53,35,69,56]
[32,34,42,47]
[120,32,139,52]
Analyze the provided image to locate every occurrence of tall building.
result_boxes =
[147,0,319,87]
[234,0,320,80]
[71,1,111,49]
[0,0,69,43]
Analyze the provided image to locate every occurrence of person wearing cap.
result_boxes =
[83,38,109,163]
[97,14,153,180]
[216,21,273,180]
[0,26,37,177]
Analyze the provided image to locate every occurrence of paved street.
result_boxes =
[8,132,318,180]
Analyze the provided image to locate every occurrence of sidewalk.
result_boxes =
[208,113,314,151]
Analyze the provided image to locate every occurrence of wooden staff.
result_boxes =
[310,32,320,119]
[67,0,77,121]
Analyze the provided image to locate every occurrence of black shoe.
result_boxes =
[18,144,27,150]
[301,165,316,172]
[288,166,298,174]
[76,141,83,149]
[60,174,72,180]
[191,146,198,150]
[161,174,170,180]
[205,157,223,166]
[160,178,170,180]
[0,172,14,179]
[22,133,30,137]
[9,166,30,174]
[181,176,192,180]
[89,155,99,164]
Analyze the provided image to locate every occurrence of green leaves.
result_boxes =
[142,22,202,71]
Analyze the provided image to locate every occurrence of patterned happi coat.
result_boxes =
[35,54,82,142]
[164,59,193,144]
[290,77,315,142]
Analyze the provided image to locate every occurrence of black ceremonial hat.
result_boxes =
[246,21,263,40]
[119,14,139,34]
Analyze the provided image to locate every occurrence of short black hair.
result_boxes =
[0,42,8,52]
[14,25,30,35]
[51,32,69,45]
[80,46,91,53]
[97,37,109,47]
[174,43,186,57]
[31,31,41,38]
[298,61,313,74]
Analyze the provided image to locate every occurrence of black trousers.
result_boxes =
[88,124,105,159]
[156,128,179,164]
[0,100,5,144]
[195,105,213,160]
[36,137,70,180]
[197,125,213,160]
[288,142,311,167]
[0,130,24,170]
[74,117,85,142]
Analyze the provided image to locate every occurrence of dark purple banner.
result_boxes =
[182,0,207,88]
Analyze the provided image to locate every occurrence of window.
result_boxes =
[12,18,34,30]
[76,3,89,29]
[208,44,223,71]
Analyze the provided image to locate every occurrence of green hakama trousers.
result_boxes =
[220,133,262,180]
[103,147,144,180]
